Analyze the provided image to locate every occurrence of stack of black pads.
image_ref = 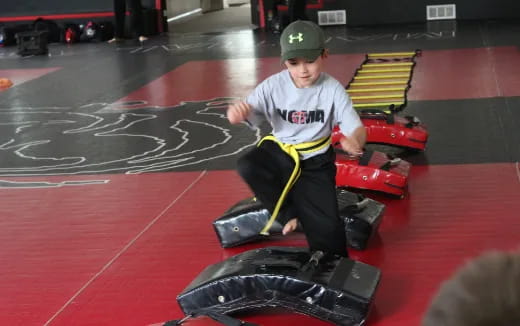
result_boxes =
[176,246,381,326]
[172,189,384,325]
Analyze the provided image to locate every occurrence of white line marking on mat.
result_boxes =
[43,170,208,325]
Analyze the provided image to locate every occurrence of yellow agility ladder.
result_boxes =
[257,135,331,235]
[346,50,421,113]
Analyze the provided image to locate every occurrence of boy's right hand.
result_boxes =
[282,218,298,235]
[339,135,363,157]
[227,101,251,124]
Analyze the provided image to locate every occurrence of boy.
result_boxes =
[227,20,366,257]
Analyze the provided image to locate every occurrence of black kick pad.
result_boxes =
[213,189,385,250]
[177,247,381,326]
[337,188,385,250]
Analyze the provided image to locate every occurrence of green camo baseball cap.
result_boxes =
[280,20,325,62]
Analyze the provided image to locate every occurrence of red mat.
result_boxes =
[114,54,365,107]
[114,47,520,109]
[409,46,520,100]
[0,68,61,90]
[1,163,519,325]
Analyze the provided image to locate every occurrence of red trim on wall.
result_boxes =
[0,12,114,22]
[154,0,164,33]
[259,0,265,28]
[156,12,163,33]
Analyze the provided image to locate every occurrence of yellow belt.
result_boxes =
[257,135,331,235]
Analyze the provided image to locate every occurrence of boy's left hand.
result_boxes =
[339,136,363,157]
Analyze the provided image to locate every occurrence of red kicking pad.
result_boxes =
[335,150,411,197]
[332,109,428,151]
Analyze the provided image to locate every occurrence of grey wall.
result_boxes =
[201,0,224,13]
[166,0,202,18]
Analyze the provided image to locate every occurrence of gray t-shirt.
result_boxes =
[245,70,362,159]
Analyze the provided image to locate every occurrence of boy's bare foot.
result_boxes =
[282,218,298,235]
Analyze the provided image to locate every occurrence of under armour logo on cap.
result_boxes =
[280,21,325,62]
[288,33,304,44]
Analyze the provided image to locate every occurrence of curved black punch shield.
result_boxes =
[212,197,280,248]
[176,247,381,326]
[213,189,385,250]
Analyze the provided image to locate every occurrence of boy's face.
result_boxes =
[284,54,324,88]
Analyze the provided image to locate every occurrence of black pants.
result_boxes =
[113,0,144,38]
[237,141,347,257]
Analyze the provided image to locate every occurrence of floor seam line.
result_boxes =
[43,170,208,326]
